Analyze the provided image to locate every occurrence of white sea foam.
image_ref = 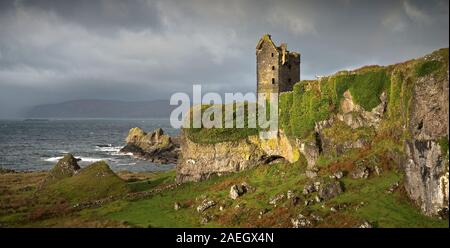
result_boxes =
[43,156,64,162]
[112,151,134,156]
[43,156,105,163]
[95,146,122,153]
[77,157,104,163]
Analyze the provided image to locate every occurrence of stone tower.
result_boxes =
[256,34,300,99]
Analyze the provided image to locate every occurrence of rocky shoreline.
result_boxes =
[120,127,180,164]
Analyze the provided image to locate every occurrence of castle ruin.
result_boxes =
[256,34,300,99]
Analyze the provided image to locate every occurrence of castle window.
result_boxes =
[288,64,292,70]
[272,66,275,70]
[288,78,292,83]
[271,53,274,57]
[272,78,275,84]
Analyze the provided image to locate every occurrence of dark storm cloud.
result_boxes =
[0,0,448,117]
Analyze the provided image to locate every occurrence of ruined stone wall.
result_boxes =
[279,53,300,92]
[256,35,300,97]
[257,39,280,98]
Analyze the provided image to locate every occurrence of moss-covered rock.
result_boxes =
[40,154,80,187]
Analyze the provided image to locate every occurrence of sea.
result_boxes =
[0,119,179,172]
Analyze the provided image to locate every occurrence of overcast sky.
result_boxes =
[0,0,448,117]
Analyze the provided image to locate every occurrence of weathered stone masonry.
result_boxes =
[256,34,300,99]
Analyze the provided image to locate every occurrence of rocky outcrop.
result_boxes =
[230,183,248,200]
[403,69,449,216]
[38,156,128,202]
[176,131,300,183]
[40,154,80,187]
[337,90,387,129]
[120,127,179,164]
[313,90,385,158]
[176,132,266,183]
[318,181,343,200]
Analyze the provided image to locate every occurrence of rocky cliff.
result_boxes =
[177,48,449,217]
[176,131,298,183]
[403,52,449,216]
[121,127,179,164]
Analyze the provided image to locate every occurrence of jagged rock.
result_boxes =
[174,202,181,211]
[121,127,179,164]
[287,190,295,199]
[351,166,370,179]
[176,131,299,183]
[315,195,322,203]
[319,181,343,200]
[258,208,269,219]
[230,183,248,200]
[402,56,449,216]
[269,194,285,206]
[338,90,387,129]
[437,208,449,219]
[196,199,216,213]
[201,215,212,224]
[306,168,319,179]
[40,154,80,187]
[291,214,312,228]
[291,196,300,206]
[176,133,267,183]
[303,182,317,195]
[386,182,400,194]
[310,213,323,222]
[297,139,321,168]
[330,170,344,179]
[304,199,313,206]
[359,220,373,228]
[374,165,383,176]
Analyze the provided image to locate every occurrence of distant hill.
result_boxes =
[26,99,176,118]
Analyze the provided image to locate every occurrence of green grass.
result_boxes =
[101,159,309,227]
[3,147,447,227]
[280,81,331,139]
[331,172,447,227]
[438,136,449,160]
[39,161,129,203]
[184,104,261,144]
[321,120,375,144]
[349,69,390,110]
[128,170,176,192]
[79,151,447,228]
[415,60,443,77]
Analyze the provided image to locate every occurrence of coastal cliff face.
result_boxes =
[177,48,449,216]
[176,133,265,183]
[403,59,449,216]
[176,131,301,183]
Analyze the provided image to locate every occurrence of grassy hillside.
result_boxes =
[1,149,447,227]
[38,161,129,204]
